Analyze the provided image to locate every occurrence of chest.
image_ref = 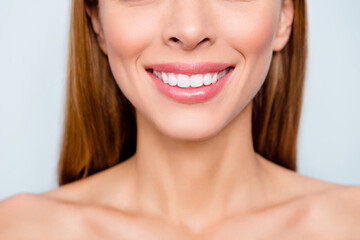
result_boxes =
[198,212,350,240]
[194,207,314,240]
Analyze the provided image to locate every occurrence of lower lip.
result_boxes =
[147,68,234,104]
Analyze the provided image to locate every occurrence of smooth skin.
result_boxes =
[1,0,360,239]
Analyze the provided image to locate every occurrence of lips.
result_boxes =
[145,62,234,104]
[146,62,233,75]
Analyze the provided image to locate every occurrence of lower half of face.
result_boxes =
[99,0,283,141]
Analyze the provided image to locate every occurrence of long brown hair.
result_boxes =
[58,0,307,185]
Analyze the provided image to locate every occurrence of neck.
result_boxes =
[131,102,269,232]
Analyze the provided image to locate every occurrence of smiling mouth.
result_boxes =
[146,67,233,89]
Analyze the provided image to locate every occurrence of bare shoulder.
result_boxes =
[298,185,360,239]
[259,157,360,238]
[271,175,360,239]
[0,193,92,239]
[42,158,136,206]
[0,193,186,240]
[0,192,70,213]
[0,192,87,222]
[312,185,360,221]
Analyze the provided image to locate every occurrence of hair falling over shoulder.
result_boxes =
[58,0,308,185]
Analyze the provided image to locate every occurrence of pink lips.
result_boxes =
[146,62,234,104]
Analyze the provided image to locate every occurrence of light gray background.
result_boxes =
[1,1,359,200]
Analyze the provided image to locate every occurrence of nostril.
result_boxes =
[200,38,209,43]
[170,37,179,42]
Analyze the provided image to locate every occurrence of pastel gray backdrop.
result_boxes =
[0,1,359,200]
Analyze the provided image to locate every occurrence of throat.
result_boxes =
[130,102,267,231]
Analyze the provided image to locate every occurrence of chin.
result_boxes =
[152,114,226,142]
[160,125,223,142]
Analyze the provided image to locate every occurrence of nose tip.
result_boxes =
[168,36,211,51]
[162,2,215,51]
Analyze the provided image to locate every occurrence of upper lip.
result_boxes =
[146,62,233,75]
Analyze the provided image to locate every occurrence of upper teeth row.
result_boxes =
[153,68,230,88]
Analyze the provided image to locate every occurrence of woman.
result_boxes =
[1,0,359,238]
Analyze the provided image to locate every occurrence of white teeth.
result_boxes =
[153,68,231,88]
[219,70,225,79]
[168,73,177,86]
[211,72,218,84]
[177,74,190,88]
[204,73,212,86]
[190,74,204,87]
[162,72,169,83]
[154,70,161,79]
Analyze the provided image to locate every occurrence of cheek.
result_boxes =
[99,7,162,105]
[101,7,160,64]
[216,4,280,118]
[220,4,278,57]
